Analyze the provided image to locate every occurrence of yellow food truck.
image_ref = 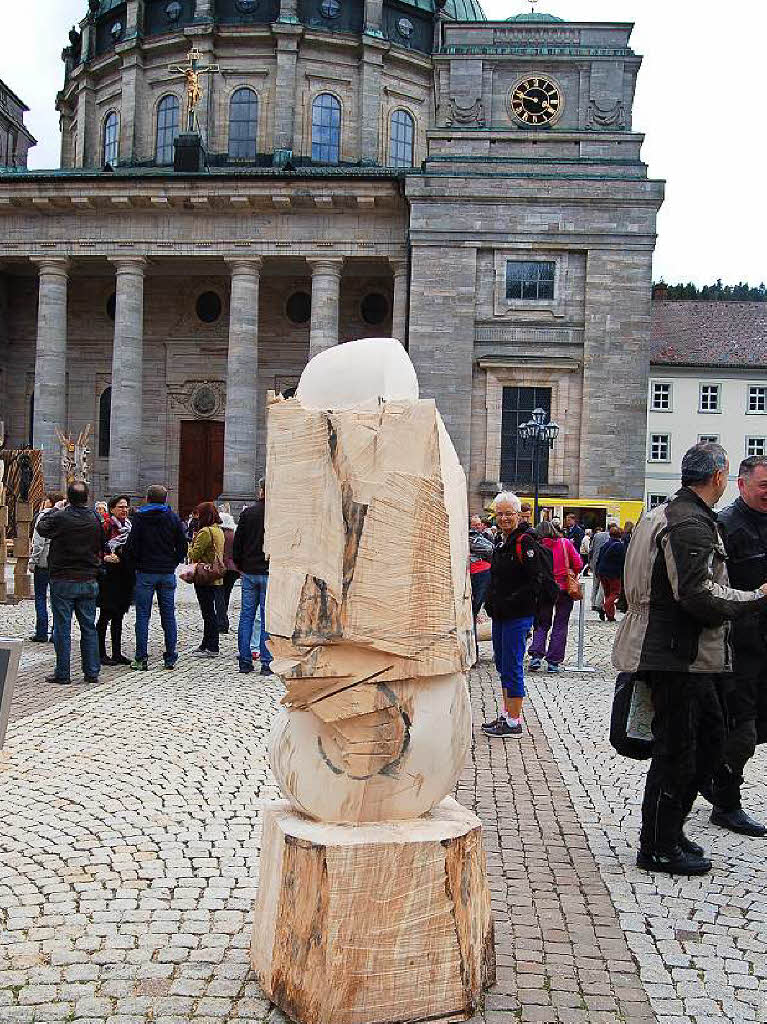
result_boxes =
[489,497,643,531]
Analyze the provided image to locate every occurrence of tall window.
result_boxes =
[699,383,721,413]
[748,385,767,413]
[500,386,552,485]
[99,387,112,458]
[506,261,555,301]
[389,109,414,168]
[156,94,180,164]
[228,88,258,161]
[647,494,667,511]
[650,382,672,411]
[648,434,671,463]
[311,93,341,164]
[747,437,766,458]
[103,111,118,165]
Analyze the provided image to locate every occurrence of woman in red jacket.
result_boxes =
[528,520,583,673]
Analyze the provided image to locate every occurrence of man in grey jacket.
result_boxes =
[613,443,767,876]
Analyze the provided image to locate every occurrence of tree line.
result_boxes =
[653,280,767,302]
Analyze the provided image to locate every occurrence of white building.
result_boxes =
[646,301,767,509]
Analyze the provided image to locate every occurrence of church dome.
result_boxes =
[505,11,564,21]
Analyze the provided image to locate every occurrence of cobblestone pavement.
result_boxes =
[0,586,765,1023]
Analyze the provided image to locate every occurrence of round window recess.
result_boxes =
[110,20,123,40]
[196,291,222,323]
[397,17,414,39]
[165,1,182,22]
[192,384,217,417]
[235,0,259,11]
[360,292,389,326]
[320,0,341,18]
[286,291,312,325]
[106,292,116,321]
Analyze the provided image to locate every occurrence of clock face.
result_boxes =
[511,77,561,126]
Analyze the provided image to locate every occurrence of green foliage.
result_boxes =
[653,279,767,301]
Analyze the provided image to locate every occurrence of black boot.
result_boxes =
[636,846,712,876]
[679,832,704,857]
[710,807,767,837]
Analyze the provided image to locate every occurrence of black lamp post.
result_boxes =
[518,407,559,526]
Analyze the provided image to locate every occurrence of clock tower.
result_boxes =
[406,11,664,506]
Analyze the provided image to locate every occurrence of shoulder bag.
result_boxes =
[561,539,583,601]
[191,527,226,586]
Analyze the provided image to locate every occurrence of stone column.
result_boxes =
[389,257,408,346]
[108,257,146,497]
[222,258,263,500]
[308,258,344,359]
[32,258,70,488]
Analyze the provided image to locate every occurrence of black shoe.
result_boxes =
[636,846,712,876]
[45,674,71,685]
[112,655,131,666]
[598,610,606,621]
[679,832,704,857]
[28,634,48,642]
[482,718,523,738]
[239,662,254,674]
[260,663,273,676]
[100,655,115,666]
[710,807,767,837]
[218,627,229,635]
[82,676,99,685]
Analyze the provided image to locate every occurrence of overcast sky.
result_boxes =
[2,0,765,286]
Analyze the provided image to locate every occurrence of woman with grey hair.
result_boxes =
[482,491,540,738]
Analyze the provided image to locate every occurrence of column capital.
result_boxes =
[307,257,345,278]
[388,256,408,278]
[30,257,70,277]
[109,255,148,273]
[225,256,264,277]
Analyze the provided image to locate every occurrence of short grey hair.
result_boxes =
[681,443,728,486]
[494,491,521,512]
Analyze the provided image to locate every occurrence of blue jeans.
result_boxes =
[33,568,51,639]
[492,615,534,699]
[134,571,178,664]
[50,579,100,680]
[239,574,271,668]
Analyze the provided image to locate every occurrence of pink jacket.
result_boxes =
[542,537,583,588]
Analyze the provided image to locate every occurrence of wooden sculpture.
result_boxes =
[252,338,495,1024]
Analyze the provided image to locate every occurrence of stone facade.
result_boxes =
[0,4,663,513]
[0,79,36,169]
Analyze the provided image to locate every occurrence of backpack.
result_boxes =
[514,533,560,607]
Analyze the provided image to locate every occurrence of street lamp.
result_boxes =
[518,407,560,526]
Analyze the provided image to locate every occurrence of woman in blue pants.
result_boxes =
[482,492,540,738]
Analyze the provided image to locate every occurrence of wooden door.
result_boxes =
[178,420,225,517]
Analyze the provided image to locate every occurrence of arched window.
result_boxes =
[103,111,119,166]
[228,88,258,161]
[389,109,414,168]
[155,94,180,164]
[99,387,112,458]
[311,93,341,164]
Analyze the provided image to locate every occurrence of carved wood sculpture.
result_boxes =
[252,338,495,1024]
[0,450,43,603]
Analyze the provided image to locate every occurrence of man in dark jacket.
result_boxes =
[36,481,105,684]
[233,478,271,675]
[122,485,188,670]
[614,443,767,876]
[565,514,585,554]
[714,455,767,836]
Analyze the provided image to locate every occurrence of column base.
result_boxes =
[252,797,495,1024]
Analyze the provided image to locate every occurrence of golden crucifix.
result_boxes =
[168,47,220,133]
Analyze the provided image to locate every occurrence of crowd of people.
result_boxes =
[25,479,273,683]
[473,442,767,878]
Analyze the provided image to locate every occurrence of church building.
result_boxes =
[0,0,663,514]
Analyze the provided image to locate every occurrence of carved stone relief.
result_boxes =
[586,99,626,130]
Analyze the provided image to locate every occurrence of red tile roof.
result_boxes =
[651,301,767,368]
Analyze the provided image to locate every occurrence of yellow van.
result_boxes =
[487,497,643,531]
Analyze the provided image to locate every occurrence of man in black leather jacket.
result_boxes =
[714,455,767,837]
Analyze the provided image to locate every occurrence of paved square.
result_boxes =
[0,584,765,1023]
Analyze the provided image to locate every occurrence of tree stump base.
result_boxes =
[252,797,495,1024]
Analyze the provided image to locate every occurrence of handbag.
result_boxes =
[561,539,583,601]
[609,672,654,759]
[188,527,226,586]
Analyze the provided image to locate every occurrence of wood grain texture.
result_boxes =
[252,798,495,1024]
